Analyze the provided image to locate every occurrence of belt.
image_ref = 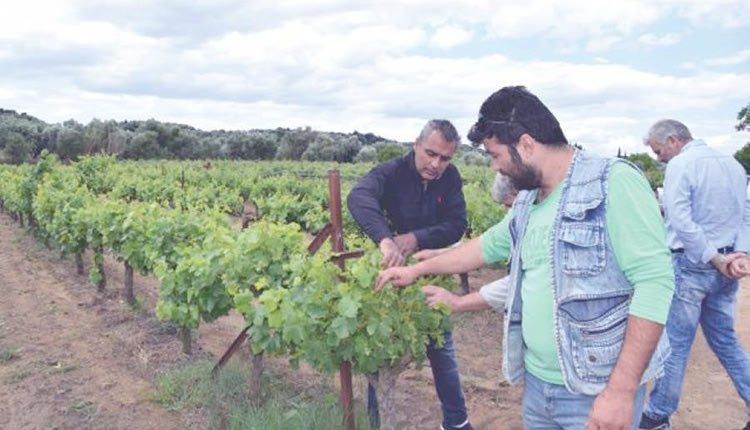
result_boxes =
[670,246,734,254]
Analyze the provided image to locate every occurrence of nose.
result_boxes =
[430,157,441,168]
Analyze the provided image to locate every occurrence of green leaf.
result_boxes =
[337,296,360,319]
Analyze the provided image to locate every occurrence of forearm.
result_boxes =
[606,315,664,393]
[451,292,492,312]
[413,237,485,277]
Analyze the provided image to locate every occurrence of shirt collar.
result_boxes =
[679,139,705,155]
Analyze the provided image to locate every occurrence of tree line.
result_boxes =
[0,108,489,166]
[2,104,748,190]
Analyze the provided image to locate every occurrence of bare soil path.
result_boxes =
[0,212,748,429]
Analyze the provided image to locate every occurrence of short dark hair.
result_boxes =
[468,86,568,147]
[418,119,461,147]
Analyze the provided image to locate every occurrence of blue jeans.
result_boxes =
[368,329,468,429]
[644,254,750,421]
[523,371,646,429]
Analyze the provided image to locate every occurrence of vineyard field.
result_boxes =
[0,155,748,429]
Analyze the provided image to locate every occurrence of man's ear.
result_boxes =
[517,133,536,159]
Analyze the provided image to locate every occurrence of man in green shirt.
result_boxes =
[377,86,674,430]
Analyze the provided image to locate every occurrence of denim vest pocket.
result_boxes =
[561,296,630,382]
[558,221,605,276]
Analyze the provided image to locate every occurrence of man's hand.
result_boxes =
[711,252,745,278]
[392,233,418,258]
[379,238,405,268]
[586,386,635,430]
[375,266,418,290]
[422,285,458,310]
[413,248,449,261]
[729,255,750,277]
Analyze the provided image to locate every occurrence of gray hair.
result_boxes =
[644,119,693,146]
[417,119,461,147]
[491,173,517,204]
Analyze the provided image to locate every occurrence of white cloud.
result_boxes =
[637,33,681,46]
[706,49,750,66]
[708,132,749,155]
[586,36,622,53]
[1,0,749,157]
[430,25,474,49]
[681,61,697,70]
[669,0,750,29]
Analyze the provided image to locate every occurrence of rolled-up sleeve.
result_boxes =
[479,276,510,312]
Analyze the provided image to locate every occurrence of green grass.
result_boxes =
[129,296,146,312]
[0,344,19,364]
[152,359,373,430]
[4,368,32,383]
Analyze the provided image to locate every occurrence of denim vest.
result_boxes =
[502,150,670,395]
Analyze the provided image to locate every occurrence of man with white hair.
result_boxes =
[639,119,750,430]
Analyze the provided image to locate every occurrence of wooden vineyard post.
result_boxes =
[123,262,135,305]
[327,170,356,430]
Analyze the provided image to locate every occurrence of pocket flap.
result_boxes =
[561,197,603,220]
[558,224,600,247]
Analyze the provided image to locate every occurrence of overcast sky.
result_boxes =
[1,0,748,156]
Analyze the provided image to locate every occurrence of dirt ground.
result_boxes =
[0,212,748,429]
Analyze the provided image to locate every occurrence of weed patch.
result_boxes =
[153,359,372,430]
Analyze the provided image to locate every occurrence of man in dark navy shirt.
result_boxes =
[348,119,468,268]
[347,119,472,430]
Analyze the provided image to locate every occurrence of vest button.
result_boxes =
[588,355,597,362]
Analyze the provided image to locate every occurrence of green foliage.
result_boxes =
[0,109,402,162]
[153,211,233,329]
[19,150,58,216]
[56,125,86,160]
[734,143,750,174]
[461,151,488,166]
[227,131,278,160]
[302,134,361,162]
[75,154,117,194]
[737,104,750,174]
[463,181,507,236]
[122,130,167,159]
[353,146,377,163]
[0,130,33,164]
[0,109,48,159]
[247,248,452,376]
[225,221,323,358]
[626,152,664,189]
[737,103,750,132]
[376,143,406,162]
[223,220,309,303]
[0,157,502,384]
[276,127,317,160]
